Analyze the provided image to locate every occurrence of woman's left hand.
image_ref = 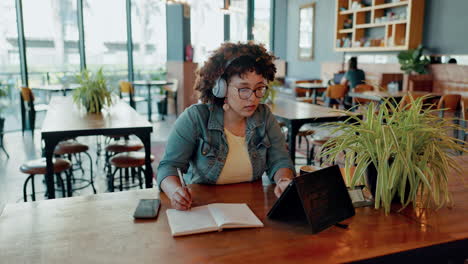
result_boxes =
[274,178,292,197]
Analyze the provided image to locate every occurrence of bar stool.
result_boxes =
[108,152,154,192]
[104,139,144,177]
[54,140,96,195]
[20,158,71,202]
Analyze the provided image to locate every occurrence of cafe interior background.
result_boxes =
[0,0,467,206]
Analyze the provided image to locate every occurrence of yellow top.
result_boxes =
[216,128,253,184]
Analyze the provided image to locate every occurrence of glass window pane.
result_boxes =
[0,0,21,132]
[131,0,167,80]
[23,0,80,86]
[84,0,127,88]
[230,0,247,42]
[254,0,270,50]
[187,0,224,65]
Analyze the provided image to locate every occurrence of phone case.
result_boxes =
[133,199,161,219]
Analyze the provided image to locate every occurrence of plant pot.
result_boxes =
[366,162,410,203]
[85,102,103,113]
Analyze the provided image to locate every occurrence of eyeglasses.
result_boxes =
[233,86,268,100]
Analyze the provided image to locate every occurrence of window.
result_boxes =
[230,0,247,42]
[253,0,270,50]
[131,0,167,80]
[23,0,80,86]
[187,0,224,65]
[84,0,127,88]
[0,0,21,132]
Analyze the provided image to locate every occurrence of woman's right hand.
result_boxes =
[170,186,192,210]
[161,175,193,211]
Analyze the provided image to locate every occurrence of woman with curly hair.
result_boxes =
[157,42,295,210]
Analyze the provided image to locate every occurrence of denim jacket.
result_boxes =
[156,103,295,188]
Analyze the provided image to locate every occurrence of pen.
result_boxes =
[177,168,187,188]
[177,168,191,208]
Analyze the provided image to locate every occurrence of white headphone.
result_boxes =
[212,58,237,98]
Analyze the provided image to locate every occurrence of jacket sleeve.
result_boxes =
[264,106,296,182]
[156,105,200,189]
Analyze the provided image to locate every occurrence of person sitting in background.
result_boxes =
[157,42,295,211]
[340,57,366,108]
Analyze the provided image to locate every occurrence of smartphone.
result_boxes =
[133,199,161,219]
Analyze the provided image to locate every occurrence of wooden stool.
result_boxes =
[54,140,96,195]
[109,152,154,192]
[20,158,71,201]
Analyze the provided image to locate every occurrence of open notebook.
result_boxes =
[166,203,264,237]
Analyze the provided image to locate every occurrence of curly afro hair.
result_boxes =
[194,41,277,106]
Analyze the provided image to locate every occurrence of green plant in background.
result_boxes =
[397,45,430,74]
[320,96,466,214]
[73,68,114,113]
[262,80,281,104]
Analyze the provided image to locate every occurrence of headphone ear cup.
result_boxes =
[212,78,227,98]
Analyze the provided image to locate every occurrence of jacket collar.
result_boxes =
[207,104,264,132]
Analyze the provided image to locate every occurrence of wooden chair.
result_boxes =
[163,79,179,116]
[437,94,463,139]
[119,81,147,110]
[353,84,374,105]
[20,87,48,136]
[324,84,348,109]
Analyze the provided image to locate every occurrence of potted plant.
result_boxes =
[73,68,114,113]
[397,45,431,91]
[320,96,466,214]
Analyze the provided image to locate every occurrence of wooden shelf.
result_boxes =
[374,1,409,10]
[335,46,407,52]
[334,0,424,52]
[339,28,354,33]
[339,6,372,15]
[355,20,407,29]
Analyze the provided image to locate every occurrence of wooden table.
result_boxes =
[348,91,442,107]
[270,98,358,164]
[295,82,327,104]
[41,97,153,198]
[1,157,467,263]
[132,80,173,122]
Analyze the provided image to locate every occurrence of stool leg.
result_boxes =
[138,167,143,189]
[83,152,96,194]
[31,174,36,201]
[56,173,66,198]
[23,174,33,202]
[64,169,72,197]
[305,138,311,165]
[119,168,123,191]
[109,168,118,192]
[131,167,136,183]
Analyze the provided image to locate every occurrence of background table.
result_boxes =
[41,97,153,198]
[270,98,358,164]
[132,80,173,122]
[1,156,467,263]
[295,82,327,104]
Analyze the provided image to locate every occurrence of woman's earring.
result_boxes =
[223,99,230,111]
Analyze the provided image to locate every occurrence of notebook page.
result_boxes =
[208,203,264,229]
[166,205,219,236]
